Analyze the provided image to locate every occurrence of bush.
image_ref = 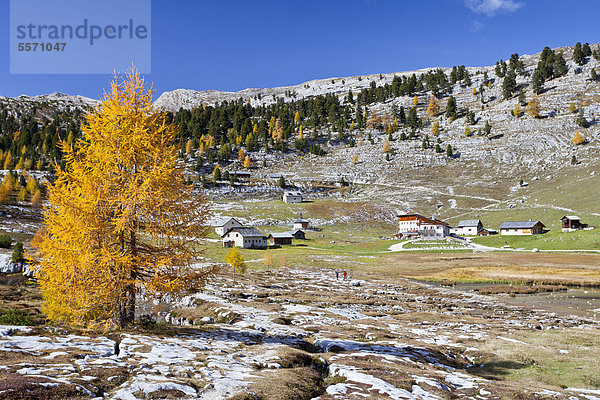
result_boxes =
[0,234,12,248]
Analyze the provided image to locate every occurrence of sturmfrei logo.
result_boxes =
[10,0,151,74]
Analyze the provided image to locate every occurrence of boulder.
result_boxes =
[0,254,23,274]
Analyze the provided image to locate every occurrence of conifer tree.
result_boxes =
[243,155,251,168]
[185,139,193,155]
[12,242,24,264]
[446,144,453,157]
[502,72,516,99]
[464,126,471,137]
[573,42,586,65]
[238,148,245,162]
[30,70,216,328]
[445,97,457,121]
[532,71,545,95]
[413,95,419,106]
[352,153,358,164]
[213,165,222,182]
[576,110,590,128]
[484,121,492,136]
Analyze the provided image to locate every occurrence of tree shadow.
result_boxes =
[468,359,531,380]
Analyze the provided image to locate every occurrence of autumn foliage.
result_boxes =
[31,70,217,328]
[572,131,586,145]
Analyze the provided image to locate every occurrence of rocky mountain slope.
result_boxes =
[4,45,599,224]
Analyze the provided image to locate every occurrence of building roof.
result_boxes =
[397,213,448,225]
[284,191,302,196]
[212,217,241,227]
[499,221,545,229]
[286,229,304,235]
[223,227,266,238]
[268,232,294,239]
[457,219,482,227]
[561,215,580,220]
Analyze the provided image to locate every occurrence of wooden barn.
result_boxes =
[561,216,583,232]
[267,232,293,246]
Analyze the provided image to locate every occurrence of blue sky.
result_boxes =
[1,0,598,99]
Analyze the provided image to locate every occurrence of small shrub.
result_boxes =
[0,309,37,325]
[0,234,11,248]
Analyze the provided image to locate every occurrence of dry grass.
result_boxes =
[360,252,600,285]
[474,284,568,295]
[467,328,600,390]
[239,348,327,400]
[0,370,87,400]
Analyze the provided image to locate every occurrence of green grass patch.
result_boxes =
[473,228,600,250]
[0,308,44,326]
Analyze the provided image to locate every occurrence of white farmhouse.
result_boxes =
[397,213,449,239]
[450,220,484,236]
[222,227,267,249]
[213,217,243,236]
[283,191,303,203]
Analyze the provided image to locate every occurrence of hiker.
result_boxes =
[343,271,347,281]
[335,271,339,280]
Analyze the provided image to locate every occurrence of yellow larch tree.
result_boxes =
[426,96,440,117]
[569,103,577,113]
[243,155,251,168]
[298,124,304,140]
[272,118,284,142]
[3,153,12,170]
[30,70,217,328]
[238,148,245,162]
[431,121,440,136]
[413,95,419,106]
[527,95,540,118]
[382,138,391,153]
[225,247,246,283]
[352,153,358,164]
[185,139,193,155]
[294,111,300,124]
[31,189,42,208]
[262,249,275,269]
[572,131,586,145]
[513,104,522,117]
